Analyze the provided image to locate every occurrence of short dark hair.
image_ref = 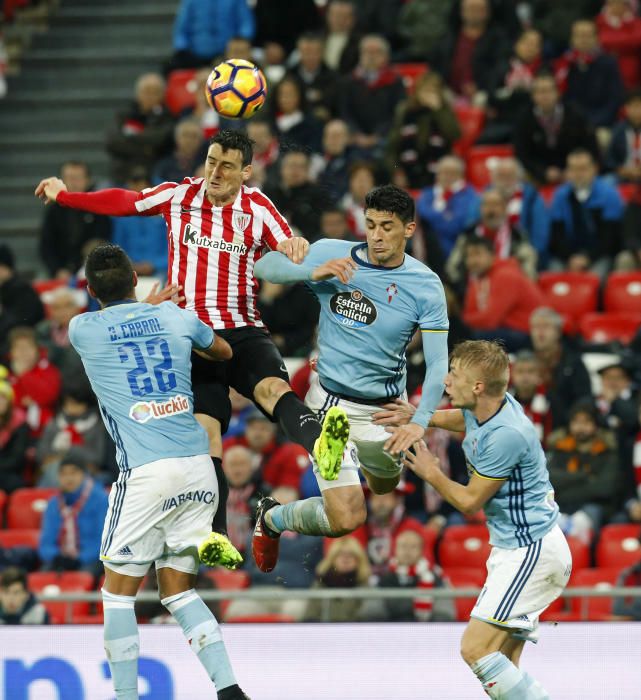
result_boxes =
[85,244,135,303]
[364,185,415,224]
[464,234,495,254]
[61,160,90,177]
[209,129,254,167]
[0,567,27,590]
[567,148,596,164]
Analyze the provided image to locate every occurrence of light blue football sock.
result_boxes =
[102,589,139,700]
[266,497,334,536]
[524,672,551,699]
[162,588,236,691]
[471,651,534,699]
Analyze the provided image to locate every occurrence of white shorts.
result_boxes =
[101,454,218,577]
[471,525,572,642]
[306,381,403,492]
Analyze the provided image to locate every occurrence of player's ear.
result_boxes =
[132,271,138,288]
[86,284,98,300]
[404,221,416,240]
[241,164,252,183]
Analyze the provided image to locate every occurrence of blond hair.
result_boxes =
[316,536,371,585]
[450,340,510,397]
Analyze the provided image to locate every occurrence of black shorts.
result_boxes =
[191,325,290,433]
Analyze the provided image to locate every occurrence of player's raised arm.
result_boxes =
[374,400,465,432]
[255,243,357,285]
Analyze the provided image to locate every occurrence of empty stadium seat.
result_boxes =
[442,567,485,621]
[7,488,56,529]
[604,272,641,313]
[0,528,40,549]
[28,571,95,624]
[538,272,600,333]
[596,524,641,569]
[165,68,198,115]
[538,595,566,621]
[555,567,620,621]
[466,145,514,190]
[392,63,428,93]
[579,312,641,345]
[452,104,485,156]
[438,525,491,570]
[566,535,591,571]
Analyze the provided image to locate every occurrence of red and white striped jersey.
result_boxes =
[135,177,292,329]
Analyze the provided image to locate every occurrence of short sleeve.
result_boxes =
[418,275,449,332]
[134,182,179,216]
[174,306,215,350]
[68,314,87,352]
[472,427,525,480]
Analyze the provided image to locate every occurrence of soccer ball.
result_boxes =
[205,59,267,119]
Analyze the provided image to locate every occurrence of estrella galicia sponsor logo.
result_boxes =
[329,290,377,328]
[129,395,190,423]
[182,223,248,255]
[162,489,216,511]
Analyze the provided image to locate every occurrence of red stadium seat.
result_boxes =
[466,145,515,190]
[204,568,250,620]
[165,68,198,116]
[438,525,491,570]
[0,489,6,526]
[392,62,428,93]
[225,614,296,623]
[604,272,641,313]
[566,535,591,571]
[32,279,67,296]
[538,595,566,621]
[579,312,641,345]
[442,567,485,621]
[538,272,600,333]
[618,183,638,203]
[7,488,56,529]
[28,571,94,624]
[596,524,641,569]
[0,528,40,549]
[555,567,620,621]
[453,104,485,156]
[71,613,103,625]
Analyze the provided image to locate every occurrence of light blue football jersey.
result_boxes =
[462,392,559,549]
[69,300,213,471]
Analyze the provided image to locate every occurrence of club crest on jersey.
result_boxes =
[386,283,398,303]
[329,290,377,328]
[183,223,248,255]
[232,210,252,232]
[129,395,190,423]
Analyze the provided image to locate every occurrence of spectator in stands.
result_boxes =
[530,307,593,429]
[460,236,543,351]
[446,189,538,284]
[375,530,454,622]
[246,119,280,188]
[605,89,641,182]
[257,280,319,358]
[431,0,510,103]
[396,0,454,62]
[165,0,255,73]
[6,326,61,438]
[514,72,599,186]
[152,118,205,185]
[304,536,371,622]
[612,559,641,619]
[386,71,461,190]
[39,161,112,279]
[533,0,603,56]
[269,75,323,152]
[323,0,361,73]
[223,408,311,492]
[264,149,330,239]
[555,19,625,128]
[36,287,85,379]
[289,33,338,123]
[547,399,621,538]
[510,350,552,443]
[597,0,641,90]
[223,445,262,556]
[0,568,49,625]
[223,36,253,63]
[38,451,109,577]
[36,382,106,487]
[105,73,175,184]
[315,119,361,204]
[416,155,480,277]
[340,162,378,241]
[110,168,168,281]
[549,149,624,277]
[338,34,406,154]
[485,157,550,263]
[0,376,28,494]
[319,207,358,242]
[0,244,44,345]
[481,28,545,144]
[254,0,322,57]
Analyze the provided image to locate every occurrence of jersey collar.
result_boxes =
[103,299,139,308]
[350,243,405,270]
[476,397,508,427]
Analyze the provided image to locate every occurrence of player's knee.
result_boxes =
[460,637,487,667]
[253,376,289,408]
[327,502,366,535]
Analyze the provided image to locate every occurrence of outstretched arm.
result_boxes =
[255,250,357,285]
[35,177,140,216]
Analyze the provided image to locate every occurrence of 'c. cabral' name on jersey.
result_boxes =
[129,395,190,423]
[182,223,249,255]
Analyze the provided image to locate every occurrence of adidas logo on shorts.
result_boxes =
[116,545,134,557]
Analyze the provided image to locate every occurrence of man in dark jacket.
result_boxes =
[289,33,339,122]
[0,245,44,344]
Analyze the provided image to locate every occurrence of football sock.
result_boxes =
[162,589,236,692]
[471,652,533,699]
[524,673,550,699]
[272,391,321,455]
[266,496,334,536]
[210,457,229,534]
[102,589,139,700]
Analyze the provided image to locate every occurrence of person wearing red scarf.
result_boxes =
[510,350,552,444]
[597,0,641,90]
[0,378,29,493]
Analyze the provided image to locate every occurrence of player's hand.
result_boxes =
[373,398,416,427]
[384,421,425,455]
[143,282,184,306]
[277,236,309,264]
[402,440,440,482]
[309,357,318,372]
[311,257,357,284]
[35,177,67,204]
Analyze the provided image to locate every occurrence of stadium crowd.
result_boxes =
[2,0,641,625]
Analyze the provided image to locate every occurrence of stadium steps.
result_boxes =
[0,0,179,274]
